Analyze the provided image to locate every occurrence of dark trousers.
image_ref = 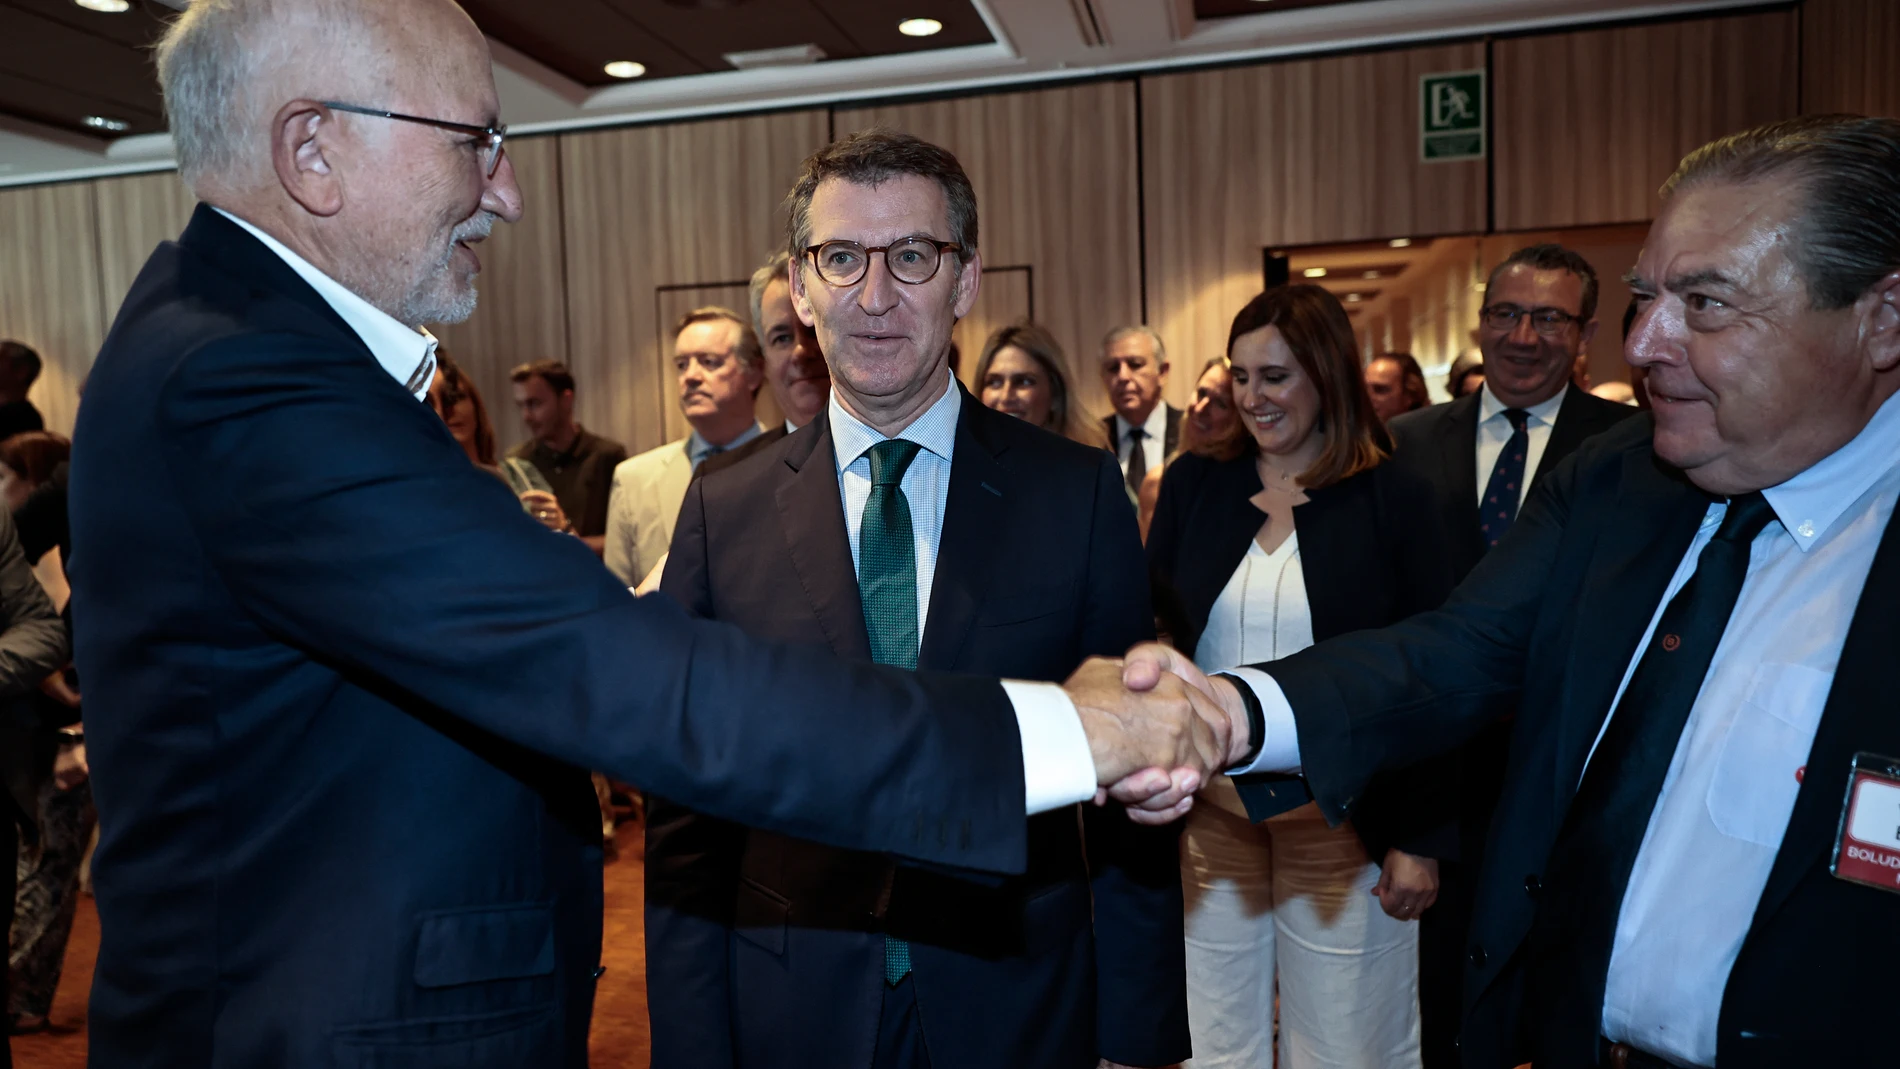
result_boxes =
[872,976,931,1069]
[1420,859,1476,1069]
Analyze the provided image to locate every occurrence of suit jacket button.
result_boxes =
[1469,945,1487,968]
[1524,874,1541,896]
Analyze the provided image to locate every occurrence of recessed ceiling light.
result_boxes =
[603,60,647,79]
[83,115,130,132]
[1345,293,1363,303]
[898,17,943,37]
[1362,270,1381,280]
[1302,267,1327,278]
[1389,238,1413,248]
[74,0,131,11]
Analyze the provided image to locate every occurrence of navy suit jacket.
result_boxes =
[648,395,1190,1069]
[69,206,1036,1069]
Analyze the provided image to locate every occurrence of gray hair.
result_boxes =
[784,129,979,271]
[155,0,378,194]
[1101,324,1168,364]
[1663,114,1900,310]
[748,250,791,339]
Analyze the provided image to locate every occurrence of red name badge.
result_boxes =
[1832,752,1900,893]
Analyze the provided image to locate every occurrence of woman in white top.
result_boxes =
[1146,284,1458,1069]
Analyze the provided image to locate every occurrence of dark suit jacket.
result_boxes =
[69,205,1041,1069]
[693,424,788,481]
[1257,416,1900,1069]
[1103,404,1182,467]
[1147,451,1457,860]
[649,394,1190,1069]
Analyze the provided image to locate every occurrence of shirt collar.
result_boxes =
[1479,381,1568,426]
[829,371,960,473]
[1762,386,1900,552]
[214,208,438,401]
[1114,402,1169,442]
[687,422,763,465]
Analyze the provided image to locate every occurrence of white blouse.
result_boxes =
[1192,529,1314,816]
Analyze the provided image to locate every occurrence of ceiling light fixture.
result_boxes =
[1345,293,1363,303]
[603,60,647,79]
[74,0,131,11]
[1362,270,1381,279]
[898,17,943,37]
[83,115,130,132]
[1302,267,1327,278]
[1389,238,1413,248]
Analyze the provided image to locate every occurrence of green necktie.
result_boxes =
[859,438,922,984]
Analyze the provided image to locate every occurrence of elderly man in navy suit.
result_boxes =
[66,2,1224,1066]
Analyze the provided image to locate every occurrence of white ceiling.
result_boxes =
[0,0,1763,188]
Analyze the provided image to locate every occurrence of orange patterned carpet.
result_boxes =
[13,848,652,1069]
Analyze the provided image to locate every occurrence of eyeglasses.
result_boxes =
[1480,303,1586,336]
[803,237,962,288]
[320,101,508,177]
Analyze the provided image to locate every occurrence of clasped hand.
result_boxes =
[1061,643,1252,826]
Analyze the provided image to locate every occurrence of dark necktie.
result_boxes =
[1478,408,1531,549]
[1125,425,1148,493]
[858,439,922,984]
[1526,492,1778,1064]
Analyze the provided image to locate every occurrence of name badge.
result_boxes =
[1831,752,1900,894]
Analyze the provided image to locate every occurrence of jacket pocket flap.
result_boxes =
[413,904,555,989]
[732,878,789,955]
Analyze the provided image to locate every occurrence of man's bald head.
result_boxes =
[157,0,485,197]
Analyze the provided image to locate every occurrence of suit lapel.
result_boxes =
[919,396,1009,671]
[775,413,872,661]
[1748,507,1900,931]
[1534,387,1606,486]
[1552,449,1709,808]
[1441,393,1482,517]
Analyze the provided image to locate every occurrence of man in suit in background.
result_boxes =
[66,3,1223,1065]
[1385,242,1638,1069]
[1100,325,1181,495]
[507,359,627,554]
[697,250,831,482]
[603,307,764,585]
[647,130,1190,1069]
[1140,114,1900,1069]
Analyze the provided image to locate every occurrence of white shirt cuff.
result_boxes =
[1002,679,1098,814]
[1222,666,1304,776]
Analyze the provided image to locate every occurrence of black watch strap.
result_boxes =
[1212,672,1264,772]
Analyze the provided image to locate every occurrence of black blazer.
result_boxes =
[1388,386,1639,583]
[1259,416,1900,1069]
[1147,451,1457,859]
[1103,404,1182,466]
[694,424,788,481]
[649,393,1190,1069]
[69,206,1037,1069]
[0,505,70,841]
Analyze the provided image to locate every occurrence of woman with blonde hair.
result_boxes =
[974,321,1107,449]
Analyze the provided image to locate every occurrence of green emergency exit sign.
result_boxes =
[1421,70,1486,162]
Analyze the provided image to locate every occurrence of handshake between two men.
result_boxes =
[1062,642,1251,826]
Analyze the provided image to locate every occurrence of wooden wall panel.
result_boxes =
[949,265,1033,392]
[1141,42,1489,399]
[838,82,1141,420]
[560,111,829,455]
[0,183,103,435]
[1494,9,1799,231]
[1802,0,1900,117]
[427,135,570,455]
[93,170,196,333]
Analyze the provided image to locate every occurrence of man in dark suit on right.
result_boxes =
[1385,243,1638,1067]
[1138,114,1900,1069]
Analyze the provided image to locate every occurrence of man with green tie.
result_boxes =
[644,130,1191,1069]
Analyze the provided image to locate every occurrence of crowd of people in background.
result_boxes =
[0,104,1814,1069]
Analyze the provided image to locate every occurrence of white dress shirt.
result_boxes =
[1113,404,1169,482]
[829,374,1098,816]
[1475,383,1568,510]
[213,208,438,400]
[1231,388,1900,1068]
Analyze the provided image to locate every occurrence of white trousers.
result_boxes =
[1181,786,1422,1069]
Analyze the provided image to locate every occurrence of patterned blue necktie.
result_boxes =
[858,439,922,984]
[1478,408,1531,550]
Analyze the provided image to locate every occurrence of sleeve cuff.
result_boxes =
[1221,666,1303,776]
[1002,679,1098,815]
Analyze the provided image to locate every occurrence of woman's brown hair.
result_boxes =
[0,431,71,489]
[974,321,1106,449]
[1225,284,1390,488]
[433,349,498,467]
